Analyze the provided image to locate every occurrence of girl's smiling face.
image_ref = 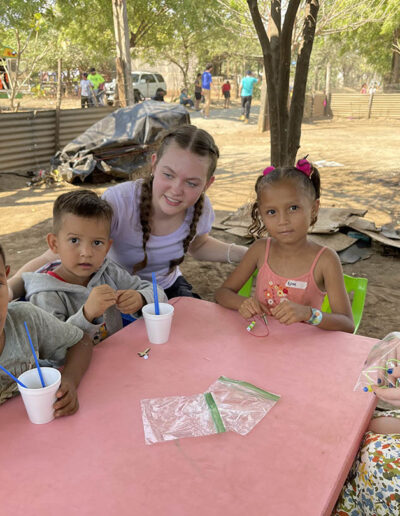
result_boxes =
[151,142,214,217]
[258,179,319,243]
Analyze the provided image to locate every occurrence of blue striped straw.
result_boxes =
[151,272,160,315]
[24,321,46,387]
[0,364,27,388]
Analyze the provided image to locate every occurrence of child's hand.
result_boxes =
[54,374,79,417]
[270,299,311,325]
[84,285,118,322]
[239,296,267,319]
[373,366,400,407]
[116,289,144,314]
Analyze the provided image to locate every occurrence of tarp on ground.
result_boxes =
[54,101,190,183]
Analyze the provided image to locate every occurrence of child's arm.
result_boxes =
[8,249,58,300]
[54,333,93,417]
[215,240,267,317]
[317,249,354,332]
[369,365,400,433]
[372,366,400,408]
[270,249,354,332]
[27,288,114,340]
[188,233,248,264]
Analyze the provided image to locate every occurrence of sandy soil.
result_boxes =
[0,99,399,339]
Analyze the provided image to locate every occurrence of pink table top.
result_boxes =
[0,298,377,516]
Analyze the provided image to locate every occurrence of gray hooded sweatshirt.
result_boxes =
[23,257,167,343]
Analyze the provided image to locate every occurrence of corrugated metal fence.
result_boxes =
[0,94,399,173]
[330,93,400,119]
[0,107,115,173]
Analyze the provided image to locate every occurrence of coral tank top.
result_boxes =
[256,238,327,310]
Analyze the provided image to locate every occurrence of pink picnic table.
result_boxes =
[0,297,377,516]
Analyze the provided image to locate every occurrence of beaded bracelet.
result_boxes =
[306,307,323,326]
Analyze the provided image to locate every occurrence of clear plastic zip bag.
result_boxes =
[141,376,280,445]
[354,332,400,392]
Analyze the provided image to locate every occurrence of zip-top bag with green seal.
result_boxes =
[141,376,280,445]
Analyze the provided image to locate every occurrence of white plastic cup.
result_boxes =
[17,367,61,424]
[142,302,174,344]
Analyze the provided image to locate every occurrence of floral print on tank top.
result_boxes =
[263,280,289,308]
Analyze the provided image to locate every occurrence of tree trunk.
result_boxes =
[112,0,134,107]
[257,69,269,132]
[287,0,319,165]
[55,58,62,152]
[56,58,62,110]
[391,28,400,85]
[277,0,300,165]
[249,0,317,167]
[247,0,281,165]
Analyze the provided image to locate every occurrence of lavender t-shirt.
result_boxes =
[102,180,215,289]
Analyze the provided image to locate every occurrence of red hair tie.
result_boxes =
[295,156,313,177]
[262,166,275,176]
[262,157,313,178]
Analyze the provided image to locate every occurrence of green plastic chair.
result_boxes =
[238,270,258,297]
[238,271,368,334]
[321,274,368,334]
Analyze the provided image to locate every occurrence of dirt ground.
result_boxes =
[0,98,399,339]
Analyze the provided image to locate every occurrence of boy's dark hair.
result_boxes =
[83,72,88,78]
[249,164,321,238]
[205,64,212,71]
[0,243,5,265]
[134,125,219,274]
[53,189,113,234]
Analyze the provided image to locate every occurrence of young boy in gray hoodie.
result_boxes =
[23,190,167,344]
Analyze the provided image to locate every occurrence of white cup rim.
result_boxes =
[18,367,61,393]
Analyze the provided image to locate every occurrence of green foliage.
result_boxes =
[319,0,400,79]
[0,0,50,32]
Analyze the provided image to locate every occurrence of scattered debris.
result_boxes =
[138,347,151,359]
[314,160,344,167]
[26,168,65,187]
[213,205,400,264]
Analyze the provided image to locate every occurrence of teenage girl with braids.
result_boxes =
[8,125,248,300]
[215,158,355,332]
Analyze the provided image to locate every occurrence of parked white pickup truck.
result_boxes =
[104,71,167,105]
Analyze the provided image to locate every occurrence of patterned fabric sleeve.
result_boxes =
[332,428,400,515]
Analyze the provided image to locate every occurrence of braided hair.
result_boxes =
[133,125,219,274]
[248,164,321,239]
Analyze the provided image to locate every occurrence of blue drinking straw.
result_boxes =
[151,272,160,315]
[24,321,46,387]
[0,364,27,388]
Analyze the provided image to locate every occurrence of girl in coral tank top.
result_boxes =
[216,159,354,333]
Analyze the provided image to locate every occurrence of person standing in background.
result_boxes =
[79,72,94,108]
[88,67,105,106]
[239,70,258,124]
[222,80,231,109]
[201,64,213,118]
[194,73,202,111]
